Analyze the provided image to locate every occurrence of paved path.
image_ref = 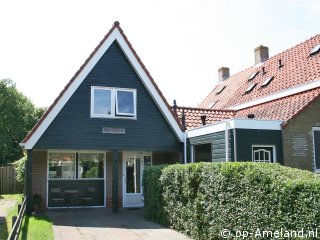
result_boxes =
[48,208,191,240]
[0,198,17,232]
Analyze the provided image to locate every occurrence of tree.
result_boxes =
[0,79,46,166]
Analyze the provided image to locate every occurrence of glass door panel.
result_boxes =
[126,158,141,194]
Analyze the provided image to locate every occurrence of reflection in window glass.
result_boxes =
[116,90,135,116]
[48,152,75,179]
[79,153,104,178]
[93,89,111,116]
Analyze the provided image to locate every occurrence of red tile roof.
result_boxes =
[174,107,235,130]
[235,88,320,124]
[200,35,320,110]
[181,34,320,129]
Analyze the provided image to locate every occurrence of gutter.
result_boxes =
[225,121,230,162]
[183,132,187,164]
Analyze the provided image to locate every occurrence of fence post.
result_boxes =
[12,216,17,228]
[18,204,21,214]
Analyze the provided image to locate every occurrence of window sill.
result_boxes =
[90,115,137,120]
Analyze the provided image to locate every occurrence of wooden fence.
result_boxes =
[8,196,27,240]
[0,166,23,194]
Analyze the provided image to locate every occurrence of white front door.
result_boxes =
[122,152,152,208]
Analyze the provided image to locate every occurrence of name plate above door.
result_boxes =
[102,127,126,134]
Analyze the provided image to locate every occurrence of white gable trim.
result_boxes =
[228,79,320,111]
[22,28,183,149]
[186,118,283,138]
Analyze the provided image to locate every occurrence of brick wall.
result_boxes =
[283,98,320,171]
[32,150,47,209]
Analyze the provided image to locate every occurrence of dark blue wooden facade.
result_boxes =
[34,42,182,151]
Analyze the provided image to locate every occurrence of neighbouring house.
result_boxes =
[20,21,320,213]
[174,36,320,172]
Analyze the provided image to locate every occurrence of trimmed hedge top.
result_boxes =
[143,162,320,240]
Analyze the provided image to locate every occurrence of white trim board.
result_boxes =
[21,27,184,149]
[228,79,320,111]
[186,118,284,138]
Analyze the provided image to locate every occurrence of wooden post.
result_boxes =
[12,216,17,228]
[112,151,119,213]
[26,150,33,215]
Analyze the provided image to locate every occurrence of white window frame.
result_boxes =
[312,127,320,173]
[78,152,106,180]
[91,86,114,118]
[252,145,276,163]
[115,88,137,117]
[47,150,77,180]
[90,86,137,119]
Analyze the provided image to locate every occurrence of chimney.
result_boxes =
[173,100,177,113]
[254,45,269,64]
[200,115,206,125]
[218,67,230,82]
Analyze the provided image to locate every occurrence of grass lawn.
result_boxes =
[0,194,22,240]
[19,215,53,240]
[0,194,53,240]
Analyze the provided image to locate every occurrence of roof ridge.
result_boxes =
[238,86,320,112]
[175,105,236,112]
[206,34,320,87]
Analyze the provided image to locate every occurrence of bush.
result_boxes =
[143,162,320,240]
[143,165,168,225]
[13,155,26,183]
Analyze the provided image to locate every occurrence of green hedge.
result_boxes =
[143,162,320,239]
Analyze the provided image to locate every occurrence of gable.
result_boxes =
[34,41,181,151]
[21,23,184,149]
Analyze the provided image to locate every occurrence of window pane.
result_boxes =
[254,151,259,161]
[94,89,111,115]
[79,153,104,178]
[117,90,135,115]
[49,153,75,179]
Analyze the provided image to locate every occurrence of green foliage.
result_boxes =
[143,162,320,240]
[13,155,27,183]
[19,215,54,240]
[0,79,46,166]
[142,165,168,225]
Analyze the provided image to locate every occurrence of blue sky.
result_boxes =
[0,0,319,107]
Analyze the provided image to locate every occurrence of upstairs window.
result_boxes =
[208,101,218,108]
[261,76,274,87]
[245,83,257,94]
[216,86,226,95]
[248,71,259,81]
[310,44,320,56]
[91,86,136,118]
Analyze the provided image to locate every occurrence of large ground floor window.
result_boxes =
[48,151,105,180]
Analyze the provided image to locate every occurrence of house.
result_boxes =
[20,21,185,213]
[21,21,320,213]
[174,36,320,172]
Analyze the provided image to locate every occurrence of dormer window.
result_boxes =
[248,71,259,81]
[216,86,226,95]
[261,76,274,87]
[91,86,136,119]
[208,101,218,108]
[245,83,257,93]
[310,44,320,56]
